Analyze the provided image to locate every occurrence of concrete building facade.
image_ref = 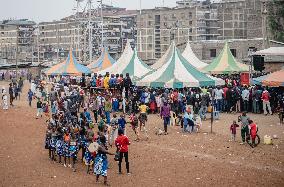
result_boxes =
[136,5,219,63]
[38,5,137,64]
[179,38,284,72]
[215,0,263,40]
[0,19,36,63]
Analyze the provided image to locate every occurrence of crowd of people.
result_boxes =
[1,77,24,109]
[1,71,284,185]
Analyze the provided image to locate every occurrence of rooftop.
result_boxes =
[0,19,36,26]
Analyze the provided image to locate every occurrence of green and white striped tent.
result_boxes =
[202,41,249,74]
[98,41,153,79]
[182,41,208,69]
[151,42,175,69]
[136,42,224,88]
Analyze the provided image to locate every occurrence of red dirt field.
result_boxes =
[0,81,284,187]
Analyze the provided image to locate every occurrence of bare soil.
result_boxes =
[0,81,283,187]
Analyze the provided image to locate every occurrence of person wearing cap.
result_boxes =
[115,128,131,175]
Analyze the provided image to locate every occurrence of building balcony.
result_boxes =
[198,33,220,36]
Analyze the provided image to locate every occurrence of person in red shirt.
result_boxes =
[261,88,272,115]
[248,120,258,147]
[115,129,131,174]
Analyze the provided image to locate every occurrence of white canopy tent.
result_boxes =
[182,41,208,69]
[254,47,284,56]
[98,41,153,79]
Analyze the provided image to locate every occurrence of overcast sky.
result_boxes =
[0,0,178,23]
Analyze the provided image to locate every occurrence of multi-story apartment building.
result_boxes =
[215,0,263,40]
[0,1,276,66]
[0,19,36,63]
[136,4,219,63]
[38,4,137,64]
[38,19,78,62]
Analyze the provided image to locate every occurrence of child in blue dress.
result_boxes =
[94,135,114,185]
[49,128,58,161]
[45,127,52,159]
[69,133,79,172]
[83,137,94,174]
[56,133,64,164]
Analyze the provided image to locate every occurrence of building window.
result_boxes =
[230,49,237,57]
[189,21,192,25]
[210,49,216,58]
[189,12,192,18]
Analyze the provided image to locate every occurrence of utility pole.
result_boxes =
[121,21,123,53]
[139,0,142,52]
[88,0,92,64]
[15,26,19,79]
[56,24,59,64]
[75,0,81,63]
[100,0,104,49]
[37,27,40,65]
[262,1,268,49]
[31,46,34,64]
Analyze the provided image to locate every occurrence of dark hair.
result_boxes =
[100,135,106,144]
[118,128,124,135]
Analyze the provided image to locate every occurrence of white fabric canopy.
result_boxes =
[254,47,284,56]
[137,42,224,88]
[151,42,174,69]
[98,41,152,79]
[182,41,208,69]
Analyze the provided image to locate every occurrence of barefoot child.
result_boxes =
[230,120,239,141]
[129,113,139,141]
[138,102,149,139]
[56,132,64,164]
[63,130,70,167]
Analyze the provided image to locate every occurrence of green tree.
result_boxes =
[268,0,284,42]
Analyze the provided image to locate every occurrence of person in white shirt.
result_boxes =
[241,86,250,112]
[214,87,224,112]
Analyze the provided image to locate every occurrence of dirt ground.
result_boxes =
[0,81,284,187]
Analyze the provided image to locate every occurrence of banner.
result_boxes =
[240,73,250,85]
